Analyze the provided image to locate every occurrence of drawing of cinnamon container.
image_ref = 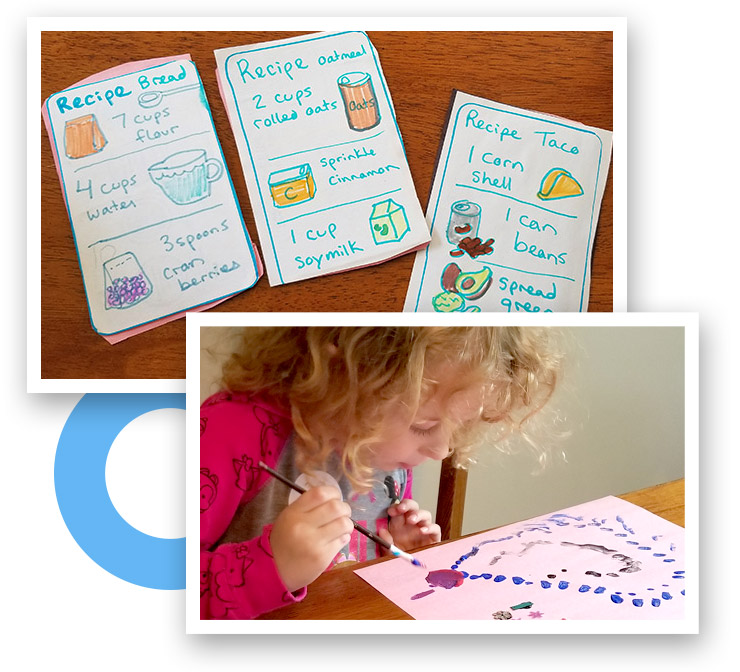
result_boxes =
[337,72,380,131]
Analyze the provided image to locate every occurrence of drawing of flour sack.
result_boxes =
[102,252,152,310]
[64,114,107,159]
[537,167,584,201]
[337,72,381,131]
[148,149,224,205]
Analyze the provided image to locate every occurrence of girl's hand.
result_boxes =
[270,486,353,593]
[380,499,442,552]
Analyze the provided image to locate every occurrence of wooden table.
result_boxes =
[40,30,613,380]
[258,479,684,620]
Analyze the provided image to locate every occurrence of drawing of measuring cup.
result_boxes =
[138,83,200,108]
[148,149,224,205]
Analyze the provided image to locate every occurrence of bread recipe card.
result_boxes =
[215,31,430,286]
[42,56,261,342]
[404,91,612,313]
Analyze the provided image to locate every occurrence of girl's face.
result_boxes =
[368,383,481,472]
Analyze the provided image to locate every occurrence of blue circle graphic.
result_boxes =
[55,393,185,590]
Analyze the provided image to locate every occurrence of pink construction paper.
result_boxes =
[355,496,685,620]
[41,55,263,345]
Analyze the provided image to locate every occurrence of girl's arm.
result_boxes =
[200,393,304,619]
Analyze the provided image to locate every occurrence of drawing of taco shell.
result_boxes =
[369,199,410,244]
[64,114,107,159]
[537,168,584,201]
[268,164,316,208]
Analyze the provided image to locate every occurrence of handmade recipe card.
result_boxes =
[43,56,261,342]
[404,91,612,313]
[355,496,685,621]
[215,31,431,286]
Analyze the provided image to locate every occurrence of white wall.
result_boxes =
[199,326,686,537]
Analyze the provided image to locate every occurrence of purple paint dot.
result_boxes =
[426,569,465,589]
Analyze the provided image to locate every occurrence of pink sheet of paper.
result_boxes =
[355,496,685,620]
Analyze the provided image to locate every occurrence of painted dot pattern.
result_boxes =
[446,510,685,611]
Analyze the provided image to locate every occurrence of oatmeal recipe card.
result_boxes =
[43,56,261,342]
[215,31,430,286]
[404,91,612,313]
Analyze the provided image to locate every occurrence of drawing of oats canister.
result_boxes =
[268,164,316,208]
[64,114,107,159]
[337,72,381,131]
[446,200,481,245]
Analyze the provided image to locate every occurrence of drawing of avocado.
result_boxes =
[440,262,492,300]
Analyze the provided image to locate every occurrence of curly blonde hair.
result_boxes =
[220,326,562,491]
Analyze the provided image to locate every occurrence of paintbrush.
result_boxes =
[258,461,426,569]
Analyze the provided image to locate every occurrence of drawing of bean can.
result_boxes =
[337,72,380,131]
[268,164,316,208]
[64,114,107,159]
[447,200,481,245]
[369,199,409,244]
[103,252,152,310]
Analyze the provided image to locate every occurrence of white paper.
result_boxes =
[404,91,612,313]
[44,59,260,337]
[215,31,430,286]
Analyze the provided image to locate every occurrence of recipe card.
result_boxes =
[404,91,612,313]
[43,56,261,341]
[215,31,430,286]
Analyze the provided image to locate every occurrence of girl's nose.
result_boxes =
[422,443,453,461]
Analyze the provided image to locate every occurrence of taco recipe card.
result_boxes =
[215,31,430,286]
[43,57,261,341]
[404,91,612,313]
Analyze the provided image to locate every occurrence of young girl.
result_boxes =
[200,326,561,619]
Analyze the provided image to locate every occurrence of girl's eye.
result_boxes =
[410,423,440,437]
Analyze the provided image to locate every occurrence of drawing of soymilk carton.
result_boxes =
[268,164,316,208]
[369,199,409,244]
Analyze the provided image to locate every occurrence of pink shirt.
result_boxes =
[200,391,412,619]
